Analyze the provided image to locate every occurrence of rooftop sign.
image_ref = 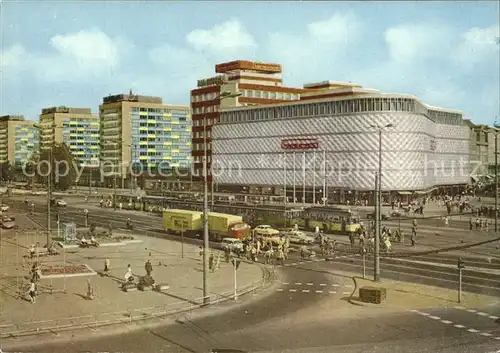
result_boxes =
[215,60,282,74]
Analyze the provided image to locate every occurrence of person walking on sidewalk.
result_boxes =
[145,260,153,276]
[444,216,449,227]
[28,280,37,304]
[124,264,133,282]
[104,258,110,275]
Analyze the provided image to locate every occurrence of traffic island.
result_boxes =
[57,228,142,249]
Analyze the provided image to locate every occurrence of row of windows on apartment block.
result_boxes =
[133,123,188,129]
[222,97,463,125]
[132,115,188,122]
[135,137,191,143]
[191,90,300,104]
[130,107,189,115]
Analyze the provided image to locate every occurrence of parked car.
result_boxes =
[220,238,244,253]
[281,229,314,244]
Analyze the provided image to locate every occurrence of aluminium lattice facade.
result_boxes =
[212,95,469,192]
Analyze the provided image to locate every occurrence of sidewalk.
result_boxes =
[0,233,265,336]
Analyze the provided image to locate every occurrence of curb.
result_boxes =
[0,261,275,340]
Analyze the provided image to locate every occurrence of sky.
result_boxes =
[1,1,499,124]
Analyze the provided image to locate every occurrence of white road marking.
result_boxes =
[332,284,339,287]
[328,291,336,294]
[494,337,500,340]
[454,306,466,310]
[420,312,431,316]
[467,328,479,333]
[408,309,419,313]
[306,283,314,286]
[480,332,493,337]
[441,320,453,324]
[319,283,327,286]
[489,316,499,320]
[429,316,441,320]
[276,289,284,291]
[342,291,351,295]
[478,312,489,317]
[345,284,353,288]
[282,282,290,285]
[454,324,465,328]
[291,263,298,266]
[295,283,302,285]
[467,309,477,313]
[315,290,323,293]
[289,289,297,292]
[302,290,310,293]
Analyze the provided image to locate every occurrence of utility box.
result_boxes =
[359,286,386,304]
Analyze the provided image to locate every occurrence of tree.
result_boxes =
[38,142,79,191]
[0,161,13,182]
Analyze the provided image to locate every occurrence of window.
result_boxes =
[263,91,270,99]
[270,92,277,99]
[276,92,283,99]
[255,90,262,98]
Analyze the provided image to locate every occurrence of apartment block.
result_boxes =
[99,92,191,184]
[0,115,39,168]
[39,106,100,167]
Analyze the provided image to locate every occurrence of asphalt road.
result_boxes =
[6,265,500,353]
[4,197,500,353]
[7,197,500,297]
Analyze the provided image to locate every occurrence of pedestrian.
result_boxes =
[410,231,416,247]
[108,221,113,236]
[145,260,153,276]
[87,279,95,300]
[209,252,214,271]
[277,248,285,266]
[476,218,480,230]
[124,264,133,282]
[28,280,36,303]
[104,258,110,275]
[485,219,489,232]
[29,244,35,259]
[469,218,473,231]
[444,216,449,227]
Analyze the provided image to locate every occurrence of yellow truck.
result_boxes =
[163,209,250,241]
[207,212,251,242]
[163,209,203,235]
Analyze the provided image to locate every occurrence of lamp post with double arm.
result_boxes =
[202,90,242,304]
[369,123,394,282]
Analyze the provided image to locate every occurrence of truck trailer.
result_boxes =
[163,209,251,241]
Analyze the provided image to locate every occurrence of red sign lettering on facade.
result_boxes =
[281,138,319,150]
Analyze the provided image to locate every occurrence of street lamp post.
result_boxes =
[369,123,394,282]
[203,90,241,304]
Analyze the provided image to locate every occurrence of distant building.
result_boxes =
[191,60,305,183]
[99,92,191,188]
[39,106,100,167]
[0,115,39,168]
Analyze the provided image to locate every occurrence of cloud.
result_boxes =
[384,23,455,64]
[4,29,130,84]
[0,44,30,79]
[453,25,500,70]
[186,19,256,55]
[267,11,362,83]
